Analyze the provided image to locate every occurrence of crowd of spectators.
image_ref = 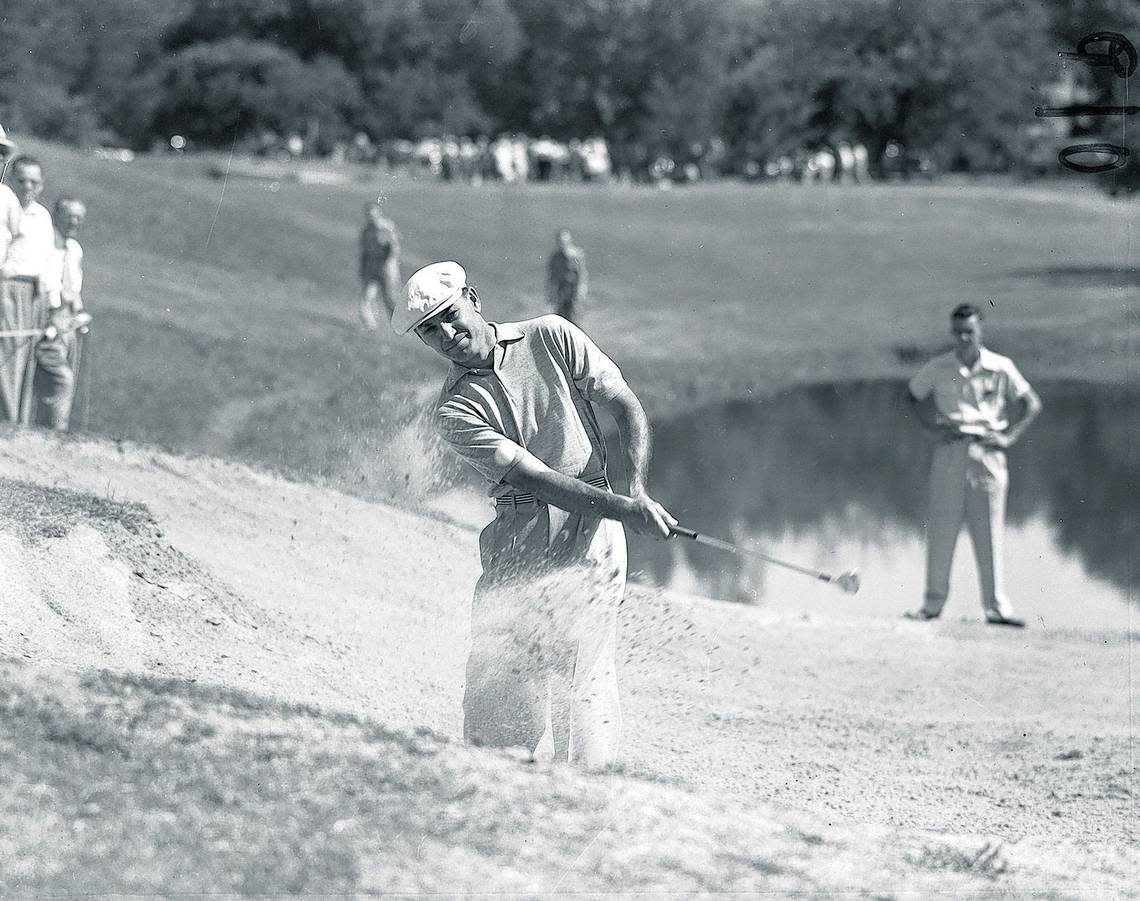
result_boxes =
[234,128,935,188]
[340,133,615,184]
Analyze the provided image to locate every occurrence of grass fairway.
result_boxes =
[22,139,1138,493]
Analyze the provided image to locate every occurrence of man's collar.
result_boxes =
[494,321,524,343]
[954,346,996,373]
[443,321,524,391]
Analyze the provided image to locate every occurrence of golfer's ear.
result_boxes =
[467,286,480,311]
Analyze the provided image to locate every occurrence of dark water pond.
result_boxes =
[624,380,1138,631]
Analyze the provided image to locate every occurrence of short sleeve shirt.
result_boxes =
[436,315,627,496]
[2,201,53,278]
[0,184,19,263]
[40,233,83,307]
[908,348,1032,434]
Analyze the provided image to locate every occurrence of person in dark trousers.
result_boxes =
[545,229,588,324]
[358,201,401,330]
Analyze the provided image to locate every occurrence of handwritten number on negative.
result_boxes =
[1041,31,1137,174]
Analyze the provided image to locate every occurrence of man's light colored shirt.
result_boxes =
[2,201,53,279]
[0,184,20,265]
[908,347,1032,434]
[436,315,627,497]
[41,233,84,309]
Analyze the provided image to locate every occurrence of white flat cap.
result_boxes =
[393,261,467,335]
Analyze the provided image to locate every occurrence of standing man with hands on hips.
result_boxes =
[906,303,1042,627]
[394,261,676,769]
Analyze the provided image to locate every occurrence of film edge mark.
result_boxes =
[1038,31,1137,174]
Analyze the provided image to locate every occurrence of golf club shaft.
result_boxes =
[672,526,835,583]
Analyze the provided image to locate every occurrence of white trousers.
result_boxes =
[463,505,625,769]
[921,441,1015,618]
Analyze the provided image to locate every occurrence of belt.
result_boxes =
[496,473,610,508]
[4,275,39,285]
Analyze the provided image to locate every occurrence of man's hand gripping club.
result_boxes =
[505,454,678,540]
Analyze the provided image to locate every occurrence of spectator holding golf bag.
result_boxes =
[34,197,89,431]
[0,154,54,425]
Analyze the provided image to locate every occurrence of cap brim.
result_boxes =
[393,288,463,336]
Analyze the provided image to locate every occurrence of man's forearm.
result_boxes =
[506,458,632,521]
[909,394,947,434]
[1003,392,1042,444]
[612,394,651,494]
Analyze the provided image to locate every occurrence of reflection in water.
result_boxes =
[626,380,1139,615]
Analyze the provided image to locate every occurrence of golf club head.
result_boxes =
[834,569,860,594]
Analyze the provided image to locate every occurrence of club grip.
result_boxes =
[671,525,699,540]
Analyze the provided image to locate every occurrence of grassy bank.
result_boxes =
[22,139,1139,496]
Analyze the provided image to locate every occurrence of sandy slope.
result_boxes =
[1,429,1137,894]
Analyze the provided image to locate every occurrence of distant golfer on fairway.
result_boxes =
[906,303,1042,627]
[358,201,401,330]
[394,261,676,768]
[546,228,587,324]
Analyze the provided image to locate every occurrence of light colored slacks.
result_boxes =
[0,279,46,424]
[921,440,1015,618]
[463,502,625,769]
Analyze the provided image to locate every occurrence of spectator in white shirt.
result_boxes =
[35,198,88,431]
[0,123,20,281]
[1,156,55,423]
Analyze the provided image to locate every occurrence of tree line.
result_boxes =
[2,0,1136,173]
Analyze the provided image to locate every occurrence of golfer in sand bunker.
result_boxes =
[394,261,676,769]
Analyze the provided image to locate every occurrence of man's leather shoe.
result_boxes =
[986,614,1026,628]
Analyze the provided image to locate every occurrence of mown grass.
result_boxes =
[22,138,1138,496]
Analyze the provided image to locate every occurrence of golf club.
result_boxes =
[670,525,861,594]
[0,312,92,340]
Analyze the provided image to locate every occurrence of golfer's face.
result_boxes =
[12,163,43,206]
[951,315,982,355]
[416,297,485,366]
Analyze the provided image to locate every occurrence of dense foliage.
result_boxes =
[1,0,1137,171]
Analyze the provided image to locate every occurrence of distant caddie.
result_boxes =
[358,201,401,330]
[906,303,1042,627]
[545,229,587,324]
[394,261,676,768]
